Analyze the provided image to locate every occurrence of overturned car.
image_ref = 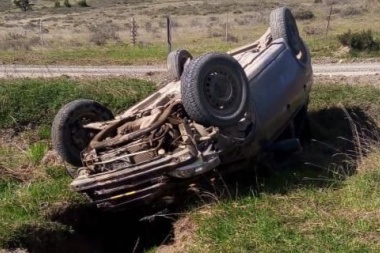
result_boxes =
[52,7,313,211]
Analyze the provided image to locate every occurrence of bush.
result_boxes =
[0,32,40,51]
[340,6,365,17]
[338,30,380,52]
[293,9,314,20]
[12,0,30,11]
[77,0,89,7]
[63,0,71,7]
[54,0,60,8]
[88,23,121,46]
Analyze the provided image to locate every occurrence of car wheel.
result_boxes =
[181,52,249,128]
[167,49,193,80]
[270,7,303,56]
[51,99,114,169]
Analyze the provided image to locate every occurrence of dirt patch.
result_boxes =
[314,74,380,86]
[0,129,18,145]
[156,216,197,253]
[0,249,27,253]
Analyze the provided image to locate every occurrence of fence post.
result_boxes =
[167,16,172,54]
[225,13,229,42]
[131,17,137,46]
[326,5,333,36]
[39,19,44,45]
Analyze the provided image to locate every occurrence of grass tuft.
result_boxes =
[27,142,49,165]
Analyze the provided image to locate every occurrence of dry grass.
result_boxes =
[0,0,380,64]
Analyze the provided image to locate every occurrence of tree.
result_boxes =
[12,0,31,12]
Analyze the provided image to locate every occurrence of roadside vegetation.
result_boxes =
[188,84,380,252]
[1,79,380,251]
[1,0,380,65]
[0,77,156,250]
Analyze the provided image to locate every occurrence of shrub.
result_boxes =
[303,26,324,36]
[0,33,40,51]
[340,6,365,17]
[77,0,89,7]
[338,30,380,52]
[293,8,314,20]
[11,0,30,11]
[88,23,120,46]
[63,0,71,7]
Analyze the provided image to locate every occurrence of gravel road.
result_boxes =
[0,65,167,78]
[0,63,380,78]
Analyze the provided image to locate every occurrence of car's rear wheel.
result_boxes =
[167,49,193,80]
[270,7,310,64]
[181,52,249,128]
[52,99,114,171]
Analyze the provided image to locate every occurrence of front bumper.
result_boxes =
[70,149,220,210]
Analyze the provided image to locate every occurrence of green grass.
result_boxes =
[2,82,380,251]
[27,142,49,165]
[189,83,380,253]
[0,77,156,128]
[192,170,380,253]
[0,76,157,249]
[0,168,78,247]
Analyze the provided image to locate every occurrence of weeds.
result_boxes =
[88,22,121,46]
[0,33,40,51]
[27,142,49,165]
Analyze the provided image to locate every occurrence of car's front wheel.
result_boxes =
[51,99,114,172]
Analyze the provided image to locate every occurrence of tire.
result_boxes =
[181,52,249,128]
[270,7,302,56]
[167,49,193,80]
[51,99,114,168]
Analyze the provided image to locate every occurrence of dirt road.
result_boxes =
[0,65,167,78]
[0,63,380,78]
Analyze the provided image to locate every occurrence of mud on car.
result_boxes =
[52,7,313,211]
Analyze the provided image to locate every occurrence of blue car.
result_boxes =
[51,7,313,211]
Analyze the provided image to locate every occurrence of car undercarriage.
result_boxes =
[52,7,313,211]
